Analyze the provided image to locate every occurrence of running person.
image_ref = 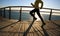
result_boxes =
[30,0,45,27]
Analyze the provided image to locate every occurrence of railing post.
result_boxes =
[49,9,52,20]
[19,6,22,21]
[9,7,11,19]
[0,9,2,16]
[3,8,6,18]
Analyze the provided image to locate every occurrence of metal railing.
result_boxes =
[0,6,60,21]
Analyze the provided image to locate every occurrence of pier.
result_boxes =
[0,6,60,36]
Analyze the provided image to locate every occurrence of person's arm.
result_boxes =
[31,3,35,7]
[40,1,43,9]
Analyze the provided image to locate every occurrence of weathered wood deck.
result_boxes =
[0,19,60,36]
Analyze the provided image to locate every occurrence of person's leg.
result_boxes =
[30,9,37,20]
[36,9,45,25]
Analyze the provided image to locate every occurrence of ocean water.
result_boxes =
[1,10,60,21]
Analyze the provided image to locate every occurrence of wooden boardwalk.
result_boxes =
[0,19,60,36]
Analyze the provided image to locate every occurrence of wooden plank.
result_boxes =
[0,20,60,36]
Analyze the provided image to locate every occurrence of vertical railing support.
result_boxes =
[49,9,52,20]
[0,9,2,16]
[19,6,22,21]
[9,7,11,19]
[3,8,6,18]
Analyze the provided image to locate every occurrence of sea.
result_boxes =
[1,10,60,21]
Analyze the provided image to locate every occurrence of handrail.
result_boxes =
[0,6,60,11]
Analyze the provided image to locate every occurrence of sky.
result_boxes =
[0,0,60,9]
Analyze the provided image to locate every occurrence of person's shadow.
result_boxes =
[23,19,49,36]
[23,19,35,36]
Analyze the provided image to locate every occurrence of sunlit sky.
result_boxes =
[0,0,60,9]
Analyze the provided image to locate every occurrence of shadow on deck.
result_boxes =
[0,19,60,36]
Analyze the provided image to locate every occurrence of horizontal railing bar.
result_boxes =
[0,6,60,11]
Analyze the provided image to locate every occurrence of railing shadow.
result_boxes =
[0,20,20,30]
[32,26,40,36]
[50,20,60,27]
[33,26,44,36]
